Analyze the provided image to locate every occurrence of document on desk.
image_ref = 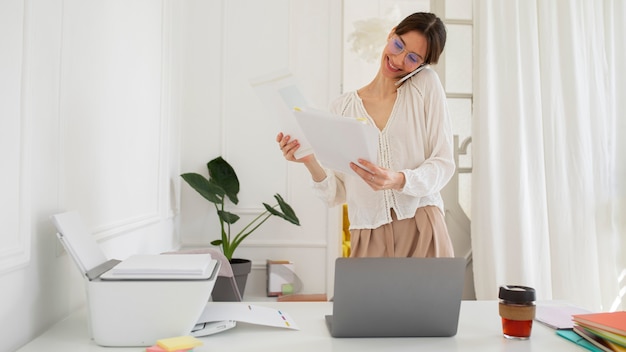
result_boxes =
[198,303,299,330]
[535,303,592,329]
[293,107,379,175]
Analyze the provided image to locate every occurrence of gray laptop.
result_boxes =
[325,257,465,338]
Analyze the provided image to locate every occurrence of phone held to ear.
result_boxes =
[395,64,426,86]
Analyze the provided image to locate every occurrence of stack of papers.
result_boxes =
[100,254,216,280]
[251,71,379,174]
[250,70,313,159]
[293,107,378,175]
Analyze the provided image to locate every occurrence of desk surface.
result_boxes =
[18,301,579,352]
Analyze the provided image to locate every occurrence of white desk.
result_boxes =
[18,301,579,351]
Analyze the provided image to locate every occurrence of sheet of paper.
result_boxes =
[250,70,313,159]
[197,303,299,330]
[110,254,213,275]
[294,108,379,175]
[51,211,109,273]
[100,255,218,280]
[535,303,592,329]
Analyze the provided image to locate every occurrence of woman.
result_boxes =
[277,12,455,258]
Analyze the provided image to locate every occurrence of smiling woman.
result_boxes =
[277,12,456,259]
[340,2,476,299]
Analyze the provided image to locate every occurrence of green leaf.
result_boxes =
[223,246,236,261]
[264,203,282,217]
[218,210,240,224]
[207,157,240,204]
[181,173,224,204]
[183,157,300,261]
[275,194,300,225]
[263,203,299,226]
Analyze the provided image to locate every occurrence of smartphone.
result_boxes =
[395,64,426,86]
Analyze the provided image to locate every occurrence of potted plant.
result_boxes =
[181,156,300,300]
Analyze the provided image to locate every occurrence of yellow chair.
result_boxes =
[342,204,351,257]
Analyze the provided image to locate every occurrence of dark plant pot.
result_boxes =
[211,258,252,301]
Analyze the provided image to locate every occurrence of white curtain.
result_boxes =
[472,0,625,311]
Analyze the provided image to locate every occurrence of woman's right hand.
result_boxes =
[276,132,327,182]
[276,132,312,163]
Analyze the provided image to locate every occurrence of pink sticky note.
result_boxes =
[146,345,193,352]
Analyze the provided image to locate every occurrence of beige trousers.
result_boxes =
[349,206,454,258]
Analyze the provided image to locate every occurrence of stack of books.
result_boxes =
[571,311,626,352]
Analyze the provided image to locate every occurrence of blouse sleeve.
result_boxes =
[311,169,347,207]
[399,70,456,197]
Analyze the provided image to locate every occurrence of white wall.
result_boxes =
[2,1,342,350]
[178,0,342,299]
[1,1,180,351]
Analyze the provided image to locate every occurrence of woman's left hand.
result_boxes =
[350,159,406,191]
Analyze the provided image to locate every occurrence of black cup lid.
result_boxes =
[499,285,536,303]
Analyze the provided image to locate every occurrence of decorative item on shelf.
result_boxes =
[181,156,300,300]
[266,260,296,297]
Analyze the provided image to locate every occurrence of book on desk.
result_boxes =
[555,310,626,352]
[572,311,626,351]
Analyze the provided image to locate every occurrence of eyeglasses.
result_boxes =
[386,35,423,71]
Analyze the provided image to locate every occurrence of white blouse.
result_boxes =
[311,68,455,230]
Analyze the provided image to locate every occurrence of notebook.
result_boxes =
[326,257,465,338]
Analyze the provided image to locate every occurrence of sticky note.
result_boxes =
[281,283,294,295]
[146,345,194,352]
[156,335,202,351]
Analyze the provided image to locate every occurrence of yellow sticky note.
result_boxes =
[156,335,202,351]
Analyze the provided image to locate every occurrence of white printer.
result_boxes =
[51,211,220,347]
